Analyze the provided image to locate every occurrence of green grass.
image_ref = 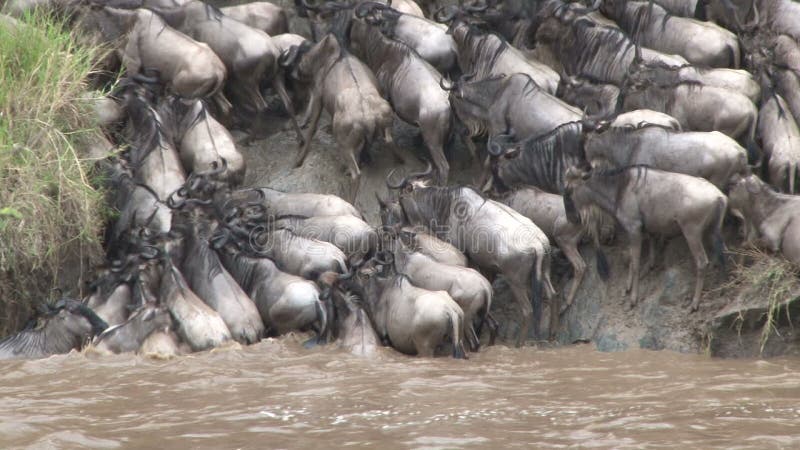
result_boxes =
[0,13,112,335]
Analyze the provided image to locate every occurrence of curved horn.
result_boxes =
[139,245,162,260]
[386,168,409,189]
[487,134,511,157]
[167,188,187,209]
[355,1,386,18]
[439,76,455,91]
[434,5,457,23]
[245,188,266,206]
[408,161,434,180]
[132,72,159,84]
[373,250,394,266]
[464,0,488,13]
[459,70,478,83]
[279,45,302,68]
[300,0,320,12]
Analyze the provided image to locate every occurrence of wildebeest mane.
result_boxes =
[127,97,172,167]
[560,18,635,83]
[494,121,588,193]
[404,186,482,236]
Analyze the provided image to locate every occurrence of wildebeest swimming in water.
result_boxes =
[0,299,108,360]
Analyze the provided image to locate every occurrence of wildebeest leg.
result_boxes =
[211,91,233,125]
[295,93,323,168]
[273,76,304,145]
[557,233,586,313]
[626,232,644,309]
[682,224,709,312]
[486,312,499,346]
[419,114,451,184]
[643,236,657,275]
[467,324,480,352]
[509,283,533,347]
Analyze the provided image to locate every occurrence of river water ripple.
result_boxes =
[2,338,799,449]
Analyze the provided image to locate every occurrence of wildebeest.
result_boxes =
[610,109,682,130]
[122,89,187,202]
[84,262,134,327]
[728,174,800,266]
[272,214,377,264]
[180,215,265,345]
[220,1,289,36]
[628,59,761,103]
[448,73,582,157]
[773,69,800,131]
[557,75,621,118]
[757,92,800,194]
[99,159,172,253]
[159,253,232,351]
[356,2,457,73]
[378,197,469,266]
[436,9,560,94]
[381,234,494,350]
[328,288,379,356]
[694,0,760,33]
[564,166,727,311]
[0,299,108,360]
[486,121,589,194]
[248,226,349,280]
[150,0,301,139]
[220,247,328,338]
[357,14,453,183]
[91,303,172,354]
[281,33,394,201]
[773,34,800,76]
[73,6,230,113]
[158,97,245,186]
[383,168,555,344]
[500,186,609,310]
[621,79,759,158]
[232,187,361,218]
[602,0,741,68]
[335,257,468,358]
[296,0,423,42]
[584,124,749,189]
[534,13,687,86]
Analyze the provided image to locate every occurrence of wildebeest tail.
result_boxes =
[315,299,329,344]
[531,253,544,340]
[448,308,467,360]
[710,198,727,273]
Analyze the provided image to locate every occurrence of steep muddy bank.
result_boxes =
[238,111,800,358]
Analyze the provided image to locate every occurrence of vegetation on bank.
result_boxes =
[0,13,110,335]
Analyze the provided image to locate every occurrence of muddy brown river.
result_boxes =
[2,338,799,449]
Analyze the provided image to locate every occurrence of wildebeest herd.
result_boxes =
[2,0,800,361]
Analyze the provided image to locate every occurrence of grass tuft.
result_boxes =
[0,12,112,335]
[722,247,800,355]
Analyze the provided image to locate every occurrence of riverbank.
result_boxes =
[0,14,108,336]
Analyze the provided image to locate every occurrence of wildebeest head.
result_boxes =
[563,166,591,223]
[72,3,140,43]
[727,173,765,213]
[448,73,506,137]
[53,298,109,337]
[279,39,318,82]
[299,0,355,41]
